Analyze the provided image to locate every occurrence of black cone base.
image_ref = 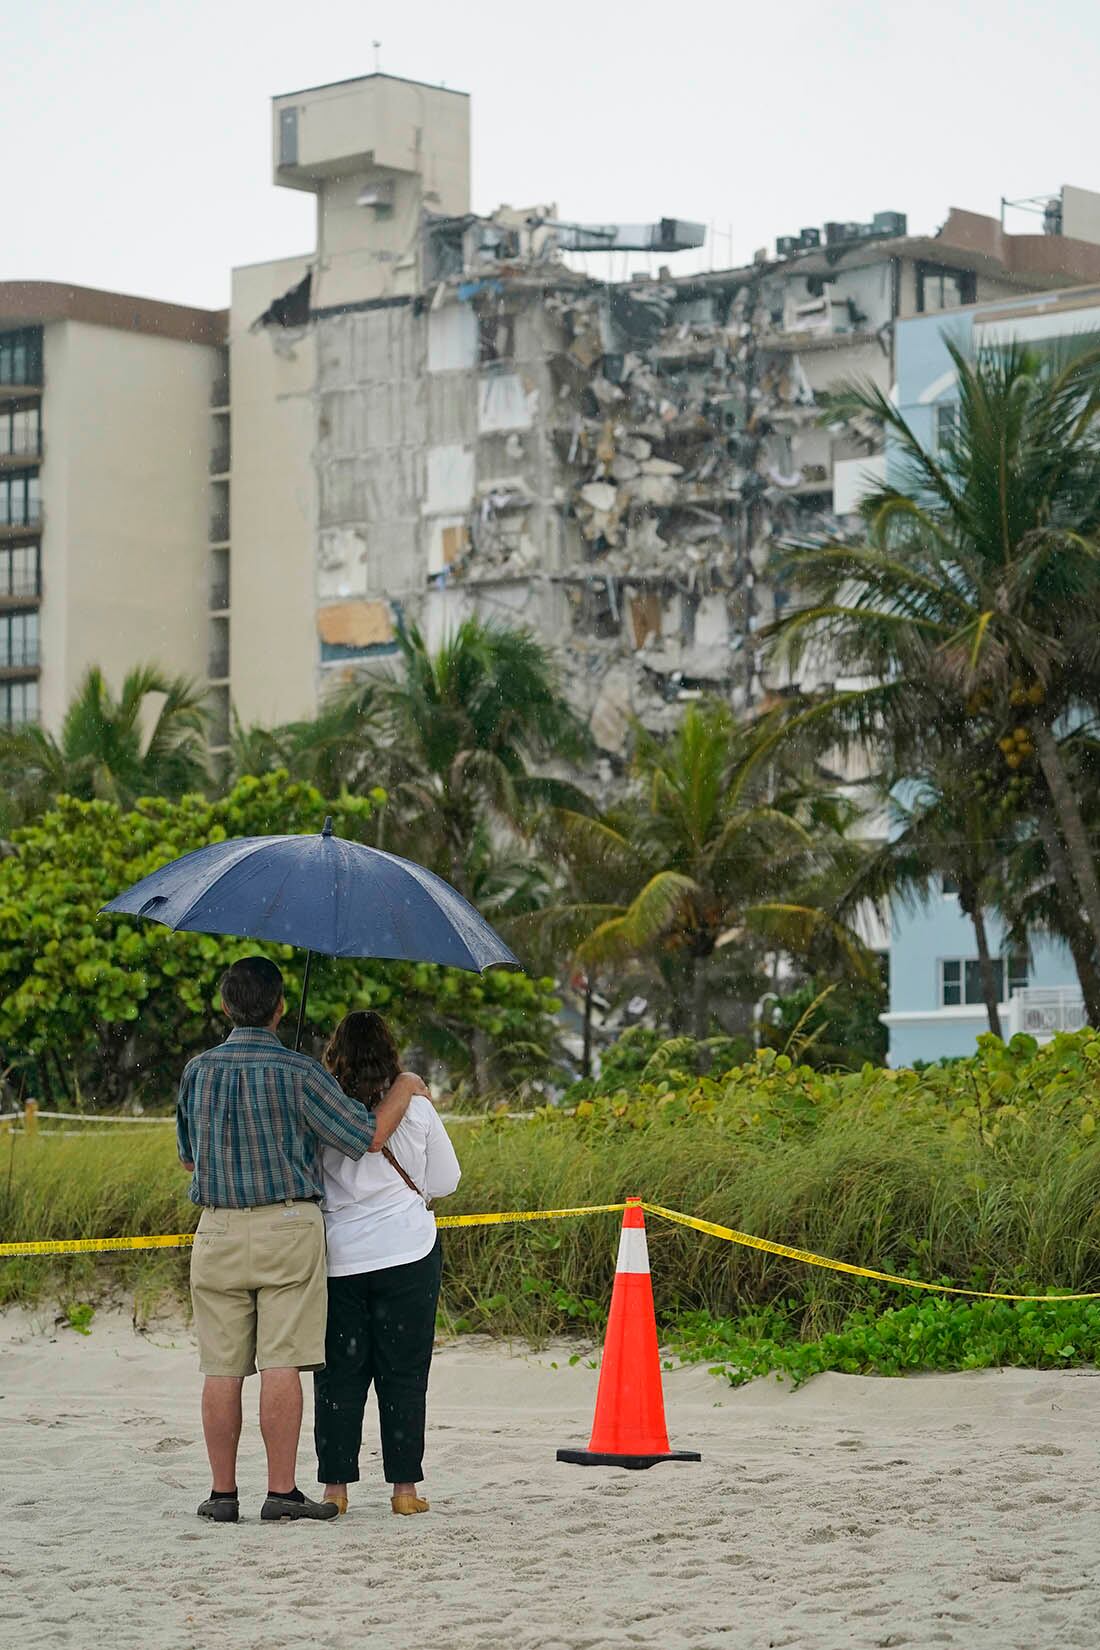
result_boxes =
[556,1447,701,1470]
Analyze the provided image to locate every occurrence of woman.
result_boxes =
[314,1011,461,1516]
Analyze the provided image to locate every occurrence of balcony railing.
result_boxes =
[209,516,229,543]
[210,446,231,476]
[0,646,40,670]
[208,651,230,681]
[209,582,230,611]
[0,579,40,601]
[0,506,42,529]
[1006,987,1088,1039]
[0,433,42,460]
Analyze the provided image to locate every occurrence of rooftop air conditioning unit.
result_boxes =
[799,227,821,248]
[872,210,907,237]
[776,236,798,257]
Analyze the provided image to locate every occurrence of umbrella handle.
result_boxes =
[294,950,314,1052]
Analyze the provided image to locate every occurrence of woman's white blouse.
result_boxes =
[321,1095,461,1277]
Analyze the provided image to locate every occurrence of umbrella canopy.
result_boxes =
[101,817,521,974]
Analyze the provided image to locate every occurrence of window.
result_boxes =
[0,609,38,669]
[916,264,977,315]
[278,107,298,167]
[1007,953,1029,997]
[0,328,42,386]
[478,310,515,364]
[0,677,37,725]
[935,402,960,450]
[941,874,959,896]
[0,544,39,598]
[0,471,41,527]
[940,954,1029,1007]
[0,404,40,458]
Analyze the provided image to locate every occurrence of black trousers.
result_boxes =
[314,1236,442,1487]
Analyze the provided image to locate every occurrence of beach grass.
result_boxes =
[4,1101,1100,1351]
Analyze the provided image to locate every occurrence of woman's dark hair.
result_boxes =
[324,1011,401,1107]
[219,956,285,1028]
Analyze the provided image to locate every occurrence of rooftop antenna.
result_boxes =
[372,39,382,72]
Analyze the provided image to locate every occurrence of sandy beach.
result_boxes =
[1,1308,1097,1650]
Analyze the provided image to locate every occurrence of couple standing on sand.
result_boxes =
[176,955,461,1524]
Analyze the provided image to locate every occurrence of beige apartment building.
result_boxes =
[11,72,1100,756]
[0,283,225,733]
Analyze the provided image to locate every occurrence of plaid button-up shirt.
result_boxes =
[176,1027,375,1208]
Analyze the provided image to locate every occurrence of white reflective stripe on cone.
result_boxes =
[616,1226,650,1274]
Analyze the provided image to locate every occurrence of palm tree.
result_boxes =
[373,618,591,892]
[0,664,209,827]
[839,765,1009,1036]
[535,700,870,1039]
[230,617,591,882]
[772,335,1100,980]
[229,688,385,801]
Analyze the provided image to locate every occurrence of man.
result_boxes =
[177,955,427,1524]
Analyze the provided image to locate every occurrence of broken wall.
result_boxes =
[305,221,902,754]
[314,303,426,667]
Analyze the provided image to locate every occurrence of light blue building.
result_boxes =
[879,285,1100,1063]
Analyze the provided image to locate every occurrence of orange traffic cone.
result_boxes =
[557,1197,700,1469]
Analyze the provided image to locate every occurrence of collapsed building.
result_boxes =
[217,71,1100,761]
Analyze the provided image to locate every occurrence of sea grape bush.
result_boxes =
[554,1025,1100,1147]
[670,1297,1100,1389]
[0,773,559,1102]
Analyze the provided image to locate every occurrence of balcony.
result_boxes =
[210,581,230,612]
[0,580,41,610]
[0,381,43,407]
[208,650,230,682]
[209,516,230,544]
[0,646,40,678]
[0,507,42,541]
[209,446,231,477]
[0,432,42,469]
[1005,987,1087,1041]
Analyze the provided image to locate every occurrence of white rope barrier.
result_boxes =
[2,1108,537,1128]
[31,1111,174,1124]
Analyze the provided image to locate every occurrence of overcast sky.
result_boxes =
[7,0,1100,310]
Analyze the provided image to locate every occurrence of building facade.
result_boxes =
[213,73,1100,769]
[0,283,225,733]
[882,281,1100,1063]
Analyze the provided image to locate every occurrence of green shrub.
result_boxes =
[671,1297,1100,1388]
[0,773,559,1102]
[6,1028,1100,1377]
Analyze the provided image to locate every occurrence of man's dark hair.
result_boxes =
[219,956,285,1028]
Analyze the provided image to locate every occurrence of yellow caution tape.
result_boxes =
[5,1199,1099,1301]
[436,1203,626,1229]
[0,1233,197,1257]
[0,1204,627,1258]
[641,1202,1100,1302]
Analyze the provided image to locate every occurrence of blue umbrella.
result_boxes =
[101,816,522,1047]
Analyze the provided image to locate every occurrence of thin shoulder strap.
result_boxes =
[381,1144,430,1207]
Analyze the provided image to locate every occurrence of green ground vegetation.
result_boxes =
[5,1028,1100,1384]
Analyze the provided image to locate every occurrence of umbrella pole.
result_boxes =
[294,949,314,1052]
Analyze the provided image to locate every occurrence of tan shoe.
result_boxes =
[391,1493,429,1515]
[323,1493,349,1515]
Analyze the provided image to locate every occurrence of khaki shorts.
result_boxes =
[190,1200,327,1378]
